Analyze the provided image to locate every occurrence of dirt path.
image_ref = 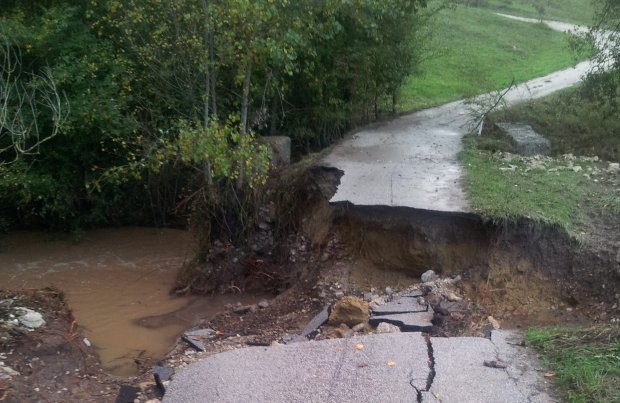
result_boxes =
[322,16,594,212]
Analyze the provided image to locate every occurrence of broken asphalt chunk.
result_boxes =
[154,366,175,392]
[181,334,205,352]
[371,296,428,315]
[301,306,330,338]
[369,309,434,332]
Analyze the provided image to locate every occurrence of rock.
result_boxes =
[145,400,161,403]
[496,123,551,156]
[181,334,205,352]
[232,305,252,315]
[154,366,174,392]
[334,291,345,298]
[15,308,45,329]
[258,301,270,309]
[328,323,353,339]
[363,292,373,302]
[301,306,330,338]
[446,292,462,302]
[83,338,92,347]
[376,322,401,333]
[488,316,501,330]
[115,385,141,403]
[608,162,620,173]
[184,328,216,338]
[0,365,19,379]
[328,296,369,327]
[572,165,582,173]
[385,287,393,297]
[351,323,366,333]
[421,270,438,283]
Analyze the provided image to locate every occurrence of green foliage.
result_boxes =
[0,0,453,238]
[526,325,620,403]
[177,120,270,189]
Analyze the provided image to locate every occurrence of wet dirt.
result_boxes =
[0,228,264,376]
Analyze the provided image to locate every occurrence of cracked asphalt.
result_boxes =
[163,331,555,403]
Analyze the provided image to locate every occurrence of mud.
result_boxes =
[0,228,265,376]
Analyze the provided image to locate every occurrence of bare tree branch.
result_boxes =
[0,39,69,163]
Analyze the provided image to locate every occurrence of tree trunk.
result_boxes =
[240,59,253,135]
[237,58,253,190]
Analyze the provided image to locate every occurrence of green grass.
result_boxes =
[461,81,620,234]
[460,139,590,231]
[400,6,582,111]
[476,0,595,26]
[526,325,620,403]
[488,87,620,163]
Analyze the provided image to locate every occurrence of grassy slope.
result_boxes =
[399,6,580,111]
[526,326,620,403]
[461,86,620,233]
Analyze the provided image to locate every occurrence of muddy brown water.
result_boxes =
[0,228,262,376]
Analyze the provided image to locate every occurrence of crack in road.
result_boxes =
[409,335,437,403]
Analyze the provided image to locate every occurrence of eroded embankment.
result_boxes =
[304,167,619,323]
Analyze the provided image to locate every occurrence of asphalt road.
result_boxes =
[322,16,594,212]
[163,331,555,403]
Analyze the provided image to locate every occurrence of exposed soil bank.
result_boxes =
[303,167,619,324]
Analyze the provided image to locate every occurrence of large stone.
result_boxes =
[328,296,369,327]
[421,270,437,283]
[15,307,45,329]
[262,136,291,167]
[376,322,401,334]
[496,123,551,156]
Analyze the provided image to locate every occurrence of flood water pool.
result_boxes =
[0,228,255,376]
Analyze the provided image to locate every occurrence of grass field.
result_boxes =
[526,325,620,403]
[399,6,583,111]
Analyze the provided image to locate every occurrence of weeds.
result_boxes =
[526,325,620,402]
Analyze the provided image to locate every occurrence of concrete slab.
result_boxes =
[369,309,434,332]
[496,123,551,156]
[491,330,556,402]
[163,333,429,403]
[371,297,428,315]
[425,337,528,403]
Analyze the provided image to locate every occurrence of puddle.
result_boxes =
[0,228,262,376]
